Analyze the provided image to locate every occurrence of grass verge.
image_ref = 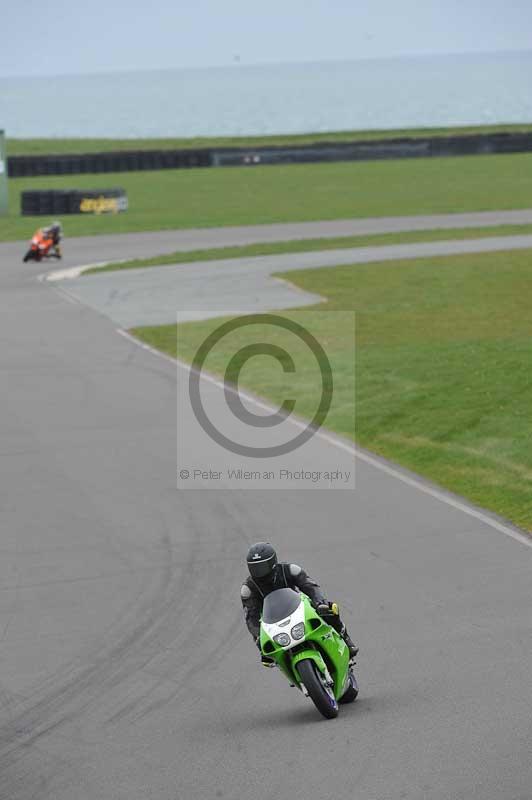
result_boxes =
[2,152,532,242]
[85,222,532,275]
[8,123,532,156]
[133,248,532,531]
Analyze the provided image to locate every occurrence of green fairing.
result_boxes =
[260,593,351,701]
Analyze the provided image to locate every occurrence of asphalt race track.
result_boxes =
[4,208,532,270]
[0,216,531,800]
[56,231,532,327]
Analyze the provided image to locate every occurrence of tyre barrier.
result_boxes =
[21,188,128,216]
[212,131,532,167]
[9,149,212,178]
[8,132,532,178]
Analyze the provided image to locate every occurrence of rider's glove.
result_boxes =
[316,601,339,617]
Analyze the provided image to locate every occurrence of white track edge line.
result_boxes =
[116,328,531,550]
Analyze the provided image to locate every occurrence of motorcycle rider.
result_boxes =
[241,542,358,662]
[23,221,63,263]
[41,221,63,257]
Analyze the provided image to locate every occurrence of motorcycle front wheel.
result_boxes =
[297,659,338,719]
[22,250,34,263]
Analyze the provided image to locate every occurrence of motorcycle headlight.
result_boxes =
[274,633,290,647]
[291,622,305,640]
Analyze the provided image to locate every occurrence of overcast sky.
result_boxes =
[2,0,530,78]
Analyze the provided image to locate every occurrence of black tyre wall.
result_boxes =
[21,188,128,216]
[9,149,212,178]
[8,132,532,178]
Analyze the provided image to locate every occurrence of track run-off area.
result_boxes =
[0,211,530,800]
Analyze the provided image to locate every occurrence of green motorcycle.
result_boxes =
[260,587,359,719]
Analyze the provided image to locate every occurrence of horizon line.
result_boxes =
[1,47,530,82]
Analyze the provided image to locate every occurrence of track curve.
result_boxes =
[0,221,530,800]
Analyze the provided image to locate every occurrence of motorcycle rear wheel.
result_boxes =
[297,659,338,719]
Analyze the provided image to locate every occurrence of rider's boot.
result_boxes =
[319,602,359,659]
[340,626,359,659]
[256,636,275,667]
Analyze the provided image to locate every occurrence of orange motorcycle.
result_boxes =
[23,224,62,263]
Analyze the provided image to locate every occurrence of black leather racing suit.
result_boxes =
[240,562,347,642]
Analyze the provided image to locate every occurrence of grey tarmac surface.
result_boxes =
[57,230,532,327]
[0,220,530,800]
[4,208,532,270]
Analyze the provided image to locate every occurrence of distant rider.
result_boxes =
[241,542,358,663]
[41,221,63,258]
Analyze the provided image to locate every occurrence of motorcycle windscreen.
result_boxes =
[262,588,301,623]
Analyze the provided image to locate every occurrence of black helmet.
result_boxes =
[44,221,61,237]
[246,542,277,580]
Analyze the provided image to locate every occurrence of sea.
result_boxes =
[1,51,531,140]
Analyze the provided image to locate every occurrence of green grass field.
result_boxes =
[7,123,532,156]
[2,152,532,242]
[133,248,532,531]
[85,222,532,275]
